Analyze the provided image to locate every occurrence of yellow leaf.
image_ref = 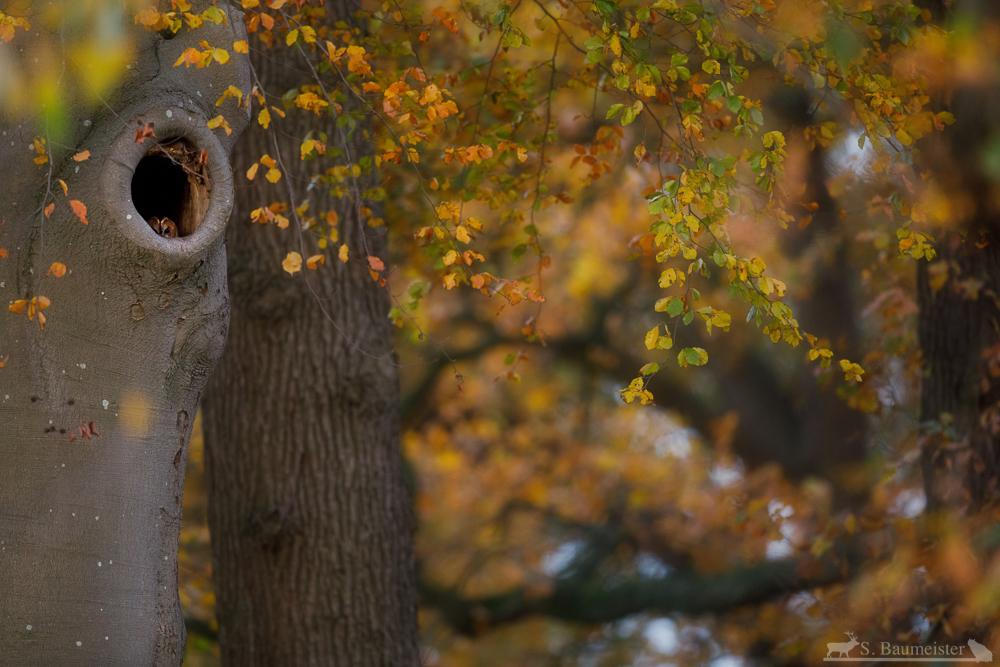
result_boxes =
[306,254,325,270]
[246,163,259,180]
[610,34,621,57]
[206,115,232,135]
[265,167,281,183]
[645,326,660,350]
[455,225,471,243]
[258,108,271,129]
[57,179,67,196]
[286,29,299,46]
[282,251,302,275]
[241,0,259,7]
[259,154,276,168]
[339,244,349,263]
[233,40,249,53]
[212,48,229,64]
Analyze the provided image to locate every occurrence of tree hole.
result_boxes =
[131,138,212,238]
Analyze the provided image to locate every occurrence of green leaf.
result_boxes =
[750,107,764,125]
[640,362,659,375]
[504,353,517,365]
[594,0,618,17]
[510,243,527,263]
[606,103,624,119]
[678,347,708,367]
[707,80,726,100]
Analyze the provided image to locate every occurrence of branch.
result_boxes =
[420,538,862,635]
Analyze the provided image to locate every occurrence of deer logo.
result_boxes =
[826,632,860,658]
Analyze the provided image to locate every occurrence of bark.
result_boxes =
[200,1,421,665]
[0,2,250,664]
[917,1,1000,511]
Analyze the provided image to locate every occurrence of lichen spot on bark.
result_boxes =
[131,138,212,238]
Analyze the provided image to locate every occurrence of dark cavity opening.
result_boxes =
[131,138,211,238]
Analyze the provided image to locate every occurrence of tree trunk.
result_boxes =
[917,0,1000,511]
[0,2,250,663]
[200,1,421,664]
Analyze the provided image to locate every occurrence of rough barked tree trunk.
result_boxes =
[0,1,250,663]
[200,1,421,664]
[916,0,1000,512]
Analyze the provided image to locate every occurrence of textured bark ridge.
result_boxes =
[0,2,250,664]
[201,1,421,664]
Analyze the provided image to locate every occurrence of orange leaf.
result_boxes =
[338,244,349,263]
[306,254,325,269]
[57,179,68,196]
[367,256,385,271]
[246,163,259,180]
[134,124,156,143]
[44,203,55,218]
[0,354,8,367]
[69,200,88,225]
[0,249,6,258]
[73,150,90,162]
[47,262,67,278]
[260,12,274,30]
[8,299,27,314]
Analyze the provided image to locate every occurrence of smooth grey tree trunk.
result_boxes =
[0,2,250,663]
[200,0,421,664]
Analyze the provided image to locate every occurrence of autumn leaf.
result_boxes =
[46,262,67,278]
[69,200,88,225]
[265,168,281,183]
[339,244,349,263]
[134,124,156,143]
[8,299,27,314]
[282,252,302,275]
[367,256,385,271]
[306,254,325,270]
[233,40,249,53]
[247,163,259,180]
[44,203,54,218]
[207,115,233,136]
[258,108,271,129]
[73,150,90,161]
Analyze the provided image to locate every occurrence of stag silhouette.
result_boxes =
[826,632,860,658]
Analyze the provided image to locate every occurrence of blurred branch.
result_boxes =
[419,538,861,635]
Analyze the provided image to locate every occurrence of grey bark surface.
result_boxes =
[200,1,421,664]
[0,1,250,664]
